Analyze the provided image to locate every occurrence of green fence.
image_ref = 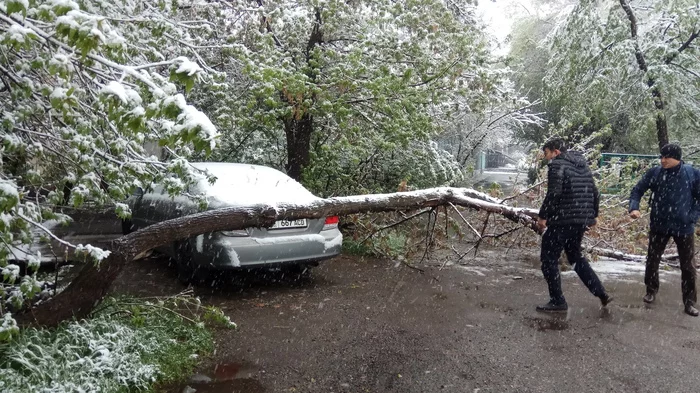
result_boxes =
[597,153,659,194]
[598,153,658,168]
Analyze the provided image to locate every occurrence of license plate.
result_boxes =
[270,219,307,229]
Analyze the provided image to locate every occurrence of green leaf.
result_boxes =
[6,0,27,18]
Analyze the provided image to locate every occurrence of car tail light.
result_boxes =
[323,216,339,230]
[220,229,249,237]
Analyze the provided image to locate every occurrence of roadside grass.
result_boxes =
[0,294,234,392]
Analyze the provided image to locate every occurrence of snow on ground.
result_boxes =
[453,254,678,286]
[563,258,678,283]
[455,265,491,277]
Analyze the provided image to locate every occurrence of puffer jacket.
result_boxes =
[538,151,599,227]
[629,162,700,236]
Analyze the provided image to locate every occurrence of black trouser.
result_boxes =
[645,231,697,306]
[541,225,606,305]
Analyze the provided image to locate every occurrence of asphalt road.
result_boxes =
[111,249,700,393]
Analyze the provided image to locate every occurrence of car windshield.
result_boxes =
[191,163,319,206]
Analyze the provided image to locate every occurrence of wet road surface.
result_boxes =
[111,250,700,393]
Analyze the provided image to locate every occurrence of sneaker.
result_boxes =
[643,293,655,304]
[600,294,614,307]
[536,301,568,313]
[685,304,699,317]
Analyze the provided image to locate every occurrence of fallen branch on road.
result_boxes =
[17,187,539,328]
[583,244,678,265]
[17,186,669,328]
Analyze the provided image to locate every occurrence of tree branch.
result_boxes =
[669,62,700,79]
[618,0,647,72]
[666,30,699,64]
[360,208,433,244]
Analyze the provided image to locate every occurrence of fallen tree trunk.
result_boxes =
[18,187,539,328]
[19,185,664,327]
[584,244,678,264]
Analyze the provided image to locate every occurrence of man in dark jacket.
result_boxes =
[629,143,700,317]
[536,138,612,313]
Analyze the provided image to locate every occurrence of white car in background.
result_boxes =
[124,163,343,283]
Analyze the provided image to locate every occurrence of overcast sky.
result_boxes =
[475,0,544,54]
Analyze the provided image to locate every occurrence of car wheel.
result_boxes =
[175,241,210,285]
[121,219,134,235]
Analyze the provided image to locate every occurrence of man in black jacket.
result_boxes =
[536,138,612,313]
[629,143,699,317]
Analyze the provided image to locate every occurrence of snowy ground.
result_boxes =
[110,247,700,393]
[562,258,678,284]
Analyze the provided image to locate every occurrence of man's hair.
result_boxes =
[542,138,568,153]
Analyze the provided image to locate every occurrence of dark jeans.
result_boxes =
[541,226,606,305]
[645,231,697,306]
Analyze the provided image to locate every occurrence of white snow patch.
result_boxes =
[324,233,343,251]
[192,163,320,206]
[101,81,129,103]
[456,265,491,276]
[162,94,218,150]
[49,86,69,100]
[75,244,111,262]
[6,24,34,43]
[1,264,20,282]
[228,248,241,267]
[0,179,19,200]
[0,313,19,337]
[49,53,74,71]
[27,251,41,269]
[0,212,13,227]
[562,258,679,279]
[195,234,204,253]
[174,56,202,76]
[48,0,79,12]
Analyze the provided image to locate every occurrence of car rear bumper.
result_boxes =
[192,229,343,269]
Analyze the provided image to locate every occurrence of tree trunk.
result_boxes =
[618,0,669,149]
[283,7,322,181]
[653,100,668,149]
[18,188,535,328]
[284,112,313,181]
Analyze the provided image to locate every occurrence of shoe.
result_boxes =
[536,301,568,313]
[600,294,614,307]
[685,304,699,317]
[643,293,655,304]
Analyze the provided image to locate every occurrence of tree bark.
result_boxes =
[284,112,314,181]
[618,0,669,149]
[18,188,537,328]
[584,244,677,263]
[283,7,323,181]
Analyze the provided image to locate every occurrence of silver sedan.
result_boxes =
[124,163,342,283]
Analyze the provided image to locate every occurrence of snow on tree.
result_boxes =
[0,0,544,330]
[0,0,225,325]
[542,0,699,151]
[186,0,541,195]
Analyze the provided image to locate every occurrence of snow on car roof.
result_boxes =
[190,163,319,206]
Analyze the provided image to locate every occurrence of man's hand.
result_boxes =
[629,210,641,219]
[537,218,547,230]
